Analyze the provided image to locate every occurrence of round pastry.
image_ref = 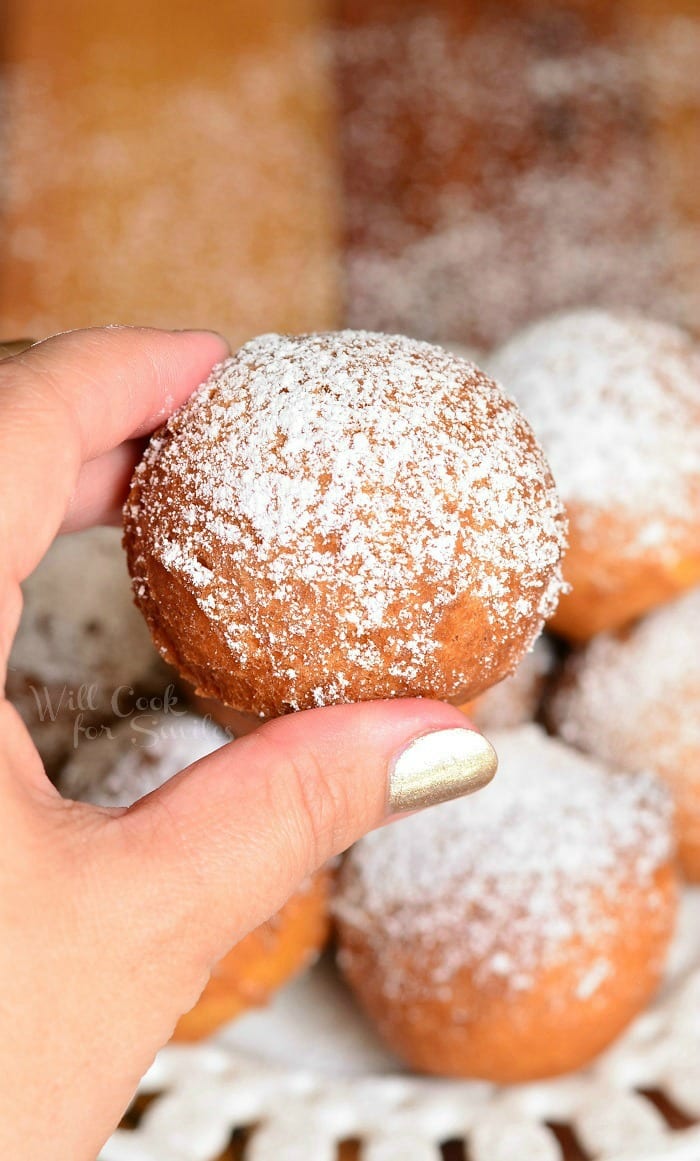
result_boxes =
[548,586,700,881]
[174,869,331,1041]
[458,632,555,731]
[7,526,173,778]
[491,310,700,641]
[124,331,567,716]
[58,710,331,1039]
[334,725,677,1082]
[56,708,231,807]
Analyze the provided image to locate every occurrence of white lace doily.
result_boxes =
[103,889,700,1161]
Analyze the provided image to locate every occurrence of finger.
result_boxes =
[0,326,229,584]
[61,440,145,532]
[112,699,497,970]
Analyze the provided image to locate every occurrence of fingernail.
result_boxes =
[389,728,497,814]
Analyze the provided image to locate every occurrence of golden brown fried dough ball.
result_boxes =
[491,310,700,641]
[548,586,700,881]
[124,331,566,716]
[334,726,677,1082]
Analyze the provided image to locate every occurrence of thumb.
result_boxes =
[34,698,496,1155]
[111,699,497,968]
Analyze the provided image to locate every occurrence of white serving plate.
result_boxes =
[103,889,700,1161]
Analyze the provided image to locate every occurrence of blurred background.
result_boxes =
[1,0,700,350]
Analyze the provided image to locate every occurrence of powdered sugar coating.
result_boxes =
[549,587,700,782]
[125,331,566,714]
[58,711,228,808]
[335,725,674,998]
[491,310,700,556]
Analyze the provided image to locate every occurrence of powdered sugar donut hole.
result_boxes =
[57,709,228,807]
[124,331,567,716]
[334,725,678,1082]
[548,585,700,881]
[491,310,700,641]
[7,526,173,777]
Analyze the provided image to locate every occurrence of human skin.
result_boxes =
[0,327,482,1160]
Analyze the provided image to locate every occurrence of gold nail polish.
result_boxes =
[389,728,497,814]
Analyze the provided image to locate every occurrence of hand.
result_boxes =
[0,326,493,1160]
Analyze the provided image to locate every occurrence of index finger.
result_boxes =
[0,326,229,585]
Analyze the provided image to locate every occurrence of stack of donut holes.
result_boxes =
[122,321,692,1082]
[491,309,700,890]
[9,313,695,1079]
[331,324,700,1083]
[4,0,698,1091]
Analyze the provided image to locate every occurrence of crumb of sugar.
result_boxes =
[335,725,674,1001]
[128,331,567,710]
